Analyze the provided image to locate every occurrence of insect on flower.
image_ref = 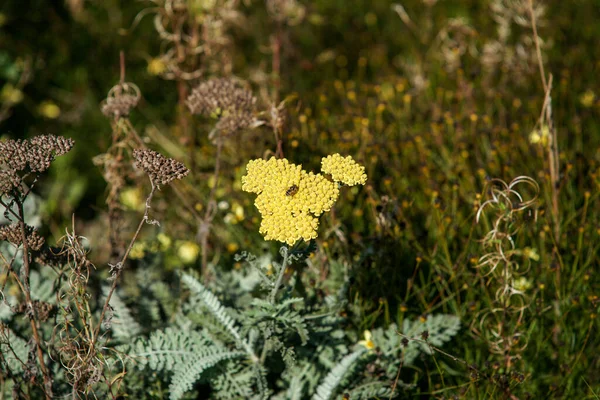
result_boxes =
[285,184,299,197]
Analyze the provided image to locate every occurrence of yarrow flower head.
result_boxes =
[242,157,341,245]
[242,155,366,246]
[133,149,189,186]
[321,153,367,186]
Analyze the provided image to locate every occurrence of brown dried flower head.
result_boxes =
[36,246,70,268]
[0,223,45,251]
[0,134,74,176]
[100,82,141,118]
[14,300,54,322]
[267,0,306,25]
[186,78,256,134]
[0,169,21,194]
[27,135,75,172]
[133,149,189,186]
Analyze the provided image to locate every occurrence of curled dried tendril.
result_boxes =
[472,176,540,360]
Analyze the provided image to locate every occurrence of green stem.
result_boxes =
[269,246,290,304]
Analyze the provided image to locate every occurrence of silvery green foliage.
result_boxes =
[372,314,461,373]
[0,302,12,320]
[29,268,59,303]
[129,327,246,400]
[0,327,29,373]
[182,273,258,361]
[313,347,368,400]
[126,248,461,400]
[105,287,142,340]
[0,193,42,227]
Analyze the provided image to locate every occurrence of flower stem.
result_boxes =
[17,199,53,399]
[269,246,290,304]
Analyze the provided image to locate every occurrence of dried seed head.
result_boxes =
[267,0,306,25]
[0,135,74,174]
[216,109,255,134]
[14,300,54,322]
[0,169,22,194]
[36,246,70,268]
[186,78,256,134]
[0,138,29,171]
[27,135,75,172]
[133,149,189,186]
[100,82,141,118]
[0,223,45,251]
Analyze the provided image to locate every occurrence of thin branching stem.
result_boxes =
[89,182,157,358]
[200,130,223,280]
[528,0,560,241]
[16,199,53,399]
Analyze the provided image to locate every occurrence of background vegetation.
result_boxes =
[0,0,599,398]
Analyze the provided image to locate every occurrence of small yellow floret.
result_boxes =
[321,153,367,186]
[358,330,375,350]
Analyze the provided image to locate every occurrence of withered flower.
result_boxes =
[0,223,45,251]
[0,169,21,195]
[100,82,141,118]
[133,149,189,186]
[186,78,256,134]
[0,134,74,175]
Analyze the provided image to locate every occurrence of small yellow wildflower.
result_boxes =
[358,330,375,350]
[120,187,144,210]
[580,90,596,108]
[226,242,239,253]
[38,101,61,119]
[1,84,23,104]
[129,242,146,259]
[529,125,550,146]
[513,277,532,292]
[177,241,200,263]
[147,58,167,76]
[157,233,172,250]
[320,153,367,186]
[522,247,539,261]
[242,157,342,245]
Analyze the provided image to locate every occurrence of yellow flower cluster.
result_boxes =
[242,157,342,245]
[321,153,367,186]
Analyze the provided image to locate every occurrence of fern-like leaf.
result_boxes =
[312,348,367,400]
[0,328,29,373]
[105,287,142,340]
[168,349,246,400]
[402,314,460,364]
[181,273,258,362]
[130,327,210,371]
